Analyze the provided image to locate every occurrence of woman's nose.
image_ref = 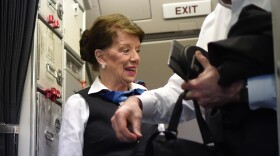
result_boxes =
[130,50,140,62]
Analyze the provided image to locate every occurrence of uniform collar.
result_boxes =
[88,76,147,94]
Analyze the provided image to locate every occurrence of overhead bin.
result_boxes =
[99,0,152,21]
[86,0,217,35]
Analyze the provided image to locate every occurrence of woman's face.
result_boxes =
[101,30,141,86]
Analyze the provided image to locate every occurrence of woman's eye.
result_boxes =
[123,49,129,53]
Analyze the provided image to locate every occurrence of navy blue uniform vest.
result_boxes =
[78,88,158,156]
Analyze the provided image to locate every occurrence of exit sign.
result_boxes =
[162,0,211,19]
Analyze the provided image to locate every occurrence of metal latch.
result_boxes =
[0,122,20,134]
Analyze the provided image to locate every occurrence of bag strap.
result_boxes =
[166,91,214,145]
[166,92,185,134]
[193,98,214,145]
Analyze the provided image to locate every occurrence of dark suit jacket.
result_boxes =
[208,4,274,86]
[205,5,278,156]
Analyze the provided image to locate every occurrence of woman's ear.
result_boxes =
[95,49,105,64]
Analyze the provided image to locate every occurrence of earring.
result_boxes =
[101,64,106,69]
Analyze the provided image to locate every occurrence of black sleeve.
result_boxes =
[207,4,274,86]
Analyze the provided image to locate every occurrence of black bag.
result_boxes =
[131,92,222,156]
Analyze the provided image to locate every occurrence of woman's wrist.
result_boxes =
[126,96,143,110]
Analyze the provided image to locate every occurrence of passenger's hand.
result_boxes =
[111,96,143,142]
[181,51,244,108]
